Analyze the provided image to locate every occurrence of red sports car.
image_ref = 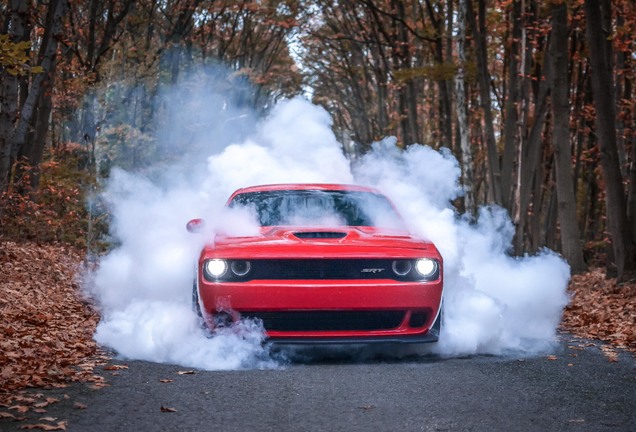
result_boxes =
[189,184,443,344]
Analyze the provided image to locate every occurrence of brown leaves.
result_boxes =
[0,241,105,406]
[19,421,67,430]
[0,411,26,421]
[561,268,636,354]
[103,364,128,371]
[160,406,177,413]
[10,406,31,414]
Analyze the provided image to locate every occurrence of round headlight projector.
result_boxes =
[392,260,413,276]
[415,258,437,278]
[230,260,251,277]
[205,259,227,278]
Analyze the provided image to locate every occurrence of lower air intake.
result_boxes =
[242,310,405,332]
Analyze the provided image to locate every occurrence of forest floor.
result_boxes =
[1,240,635,417]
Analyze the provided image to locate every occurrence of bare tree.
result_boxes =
[584,0,635,279]
[465,0,502,205]
[4,0,66,193]
[454,0,474,215]
[0,0,30,193]
[550,2,585,273]
[501,0,522,210]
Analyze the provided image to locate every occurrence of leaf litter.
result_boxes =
[0,241,106,426]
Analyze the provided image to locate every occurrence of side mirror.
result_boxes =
[186,218,205,233]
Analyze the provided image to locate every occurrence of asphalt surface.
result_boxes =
[1,335,635,432]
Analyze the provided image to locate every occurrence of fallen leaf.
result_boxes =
[546,355,558,361]
[19,421,67,431]
[159,379,175,383]
[177,370,195,375]
[160,406,177,413]
[103,364,128,371]
[73,402,87,410]
[10,405,30,413]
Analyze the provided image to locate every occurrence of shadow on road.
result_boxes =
[269,343,469,365]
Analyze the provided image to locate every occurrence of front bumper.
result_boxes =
[198,278,443,343]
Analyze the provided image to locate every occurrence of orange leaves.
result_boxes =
[561,268,636,353]
[0,241,103,405]
[0,153,95,248]
[103,364,128,371]
[19,421,67,430]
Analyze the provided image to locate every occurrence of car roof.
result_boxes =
[229,183,383,196]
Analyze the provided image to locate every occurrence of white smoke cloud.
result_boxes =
[88,91,570,369]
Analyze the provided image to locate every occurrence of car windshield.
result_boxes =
[228,189,405,228]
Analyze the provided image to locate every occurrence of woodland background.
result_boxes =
[0,0,635,277]
[1,1,635,413]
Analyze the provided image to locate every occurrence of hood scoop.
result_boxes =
[293,231,347,240]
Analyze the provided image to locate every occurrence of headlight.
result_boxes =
[204,259,227,279]
[391,258,439,281]
[415,258,438,278]
[203,259,252,281]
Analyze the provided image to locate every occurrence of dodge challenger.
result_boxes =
[188,184,443,344]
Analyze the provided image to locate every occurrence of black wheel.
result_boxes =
[192,280,202,318]
[430,300,444,340]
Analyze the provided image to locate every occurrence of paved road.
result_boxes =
[1,335,635,432]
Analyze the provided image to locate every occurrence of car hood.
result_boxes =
[203,226,438,260]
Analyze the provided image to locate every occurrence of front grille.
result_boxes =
[243,310,406,331]
[238,259,412,280]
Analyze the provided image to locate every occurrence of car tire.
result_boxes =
[192,280,203,318]
[430,300,443,340]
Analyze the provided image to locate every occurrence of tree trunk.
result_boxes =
[514,35,553,253]
[28,65,56,190]
[584,0,635,280]
[0,70,20,194]
[455,0,475,215]
[550,2,586,273]
[466,0,502,205]
[501,0,522,210]
[10,0,66,184]
[0,0,29,194]
[424,0,452,150]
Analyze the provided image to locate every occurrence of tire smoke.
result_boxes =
[87,90,570,369]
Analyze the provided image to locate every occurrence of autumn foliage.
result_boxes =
[562,270,636,351]
[0,241,104,406]
[1,0,636,415]
[0,147,96,248]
